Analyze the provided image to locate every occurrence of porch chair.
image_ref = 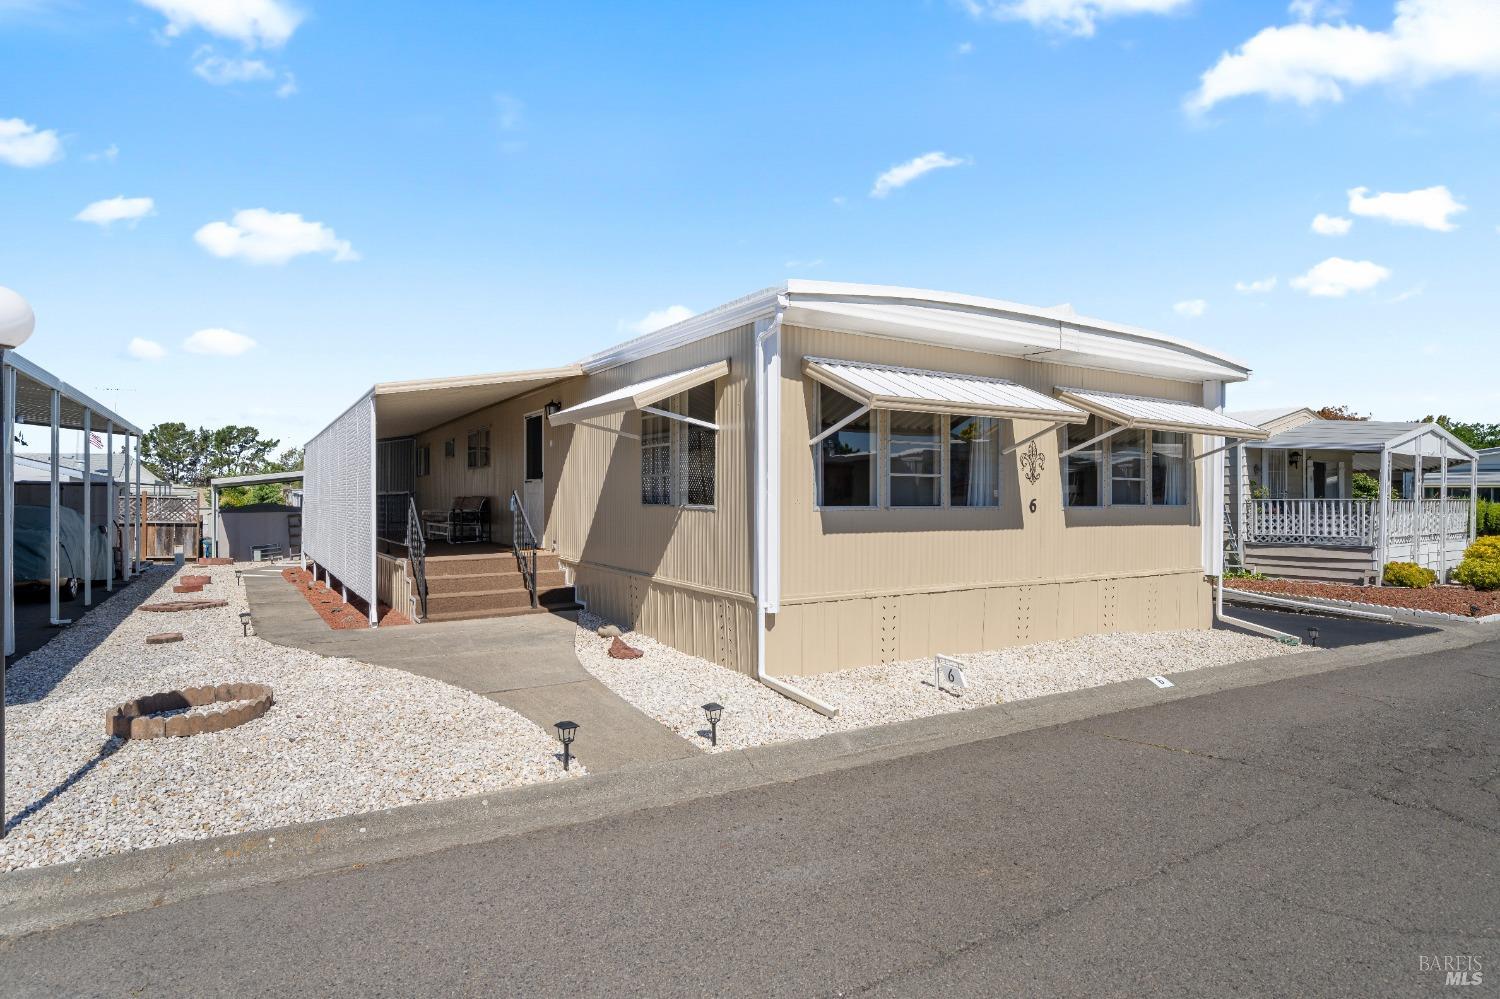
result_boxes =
[421,496,491,544]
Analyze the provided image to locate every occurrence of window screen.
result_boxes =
[684,382,716,506]
[1065,417,1102,507]
[1110,427,1146,505]
[525,414,544,481]
[640,412,673,505]
[887,411,941,507]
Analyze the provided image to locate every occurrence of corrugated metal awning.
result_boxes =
[1056,387,1269,439]
[549,360,729,427]
[805,357,1087,422]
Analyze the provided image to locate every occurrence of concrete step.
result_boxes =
[424,569,567,596]
[1245,562,1374,585]
[426,585,577,616]
[423,551,562,577]
[424,601,582,623]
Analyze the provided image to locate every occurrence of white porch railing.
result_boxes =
[1245,499,1379,546]
[1385,498,1471,547]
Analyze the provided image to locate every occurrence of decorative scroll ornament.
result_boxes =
[1021,440,1045,485]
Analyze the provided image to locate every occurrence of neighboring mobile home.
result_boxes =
[1225,409,1477,583]
[303,282,1269,699]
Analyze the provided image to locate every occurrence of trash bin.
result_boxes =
[201,537,214,559]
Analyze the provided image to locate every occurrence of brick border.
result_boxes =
[105,683,274,740]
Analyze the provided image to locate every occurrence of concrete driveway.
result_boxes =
[243,569,697,773]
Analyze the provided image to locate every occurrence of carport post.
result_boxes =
[104,421,114,592]
[2,362,15,659]
[1439,437,1449,580]
[132,437,142,573]
[48,387,64,626]
[1377,445,1391,585]
[82,410,91,606]
[120,436,131,582]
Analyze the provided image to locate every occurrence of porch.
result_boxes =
[1241,498,1472,583]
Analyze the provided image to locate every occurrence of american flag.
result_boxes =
[89,432,104,448]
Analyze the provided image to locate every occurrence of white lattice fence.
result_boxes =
[304,393,375,607]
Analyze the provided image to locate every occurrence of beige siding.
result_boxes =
[547,323,758,673]
[769,325,1212,675]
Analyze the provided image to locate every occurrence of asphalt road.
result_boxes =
[1215,602,1441,648]
[4,639,1497,998]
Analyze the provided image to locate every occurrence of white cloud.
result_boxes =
[75,195,156,227]
[194,208,359,265]
[275,72,297,97]
[957,0,1190,37]
[192,48,274,84]
[1291,256,1391,297]
[85,143,119,163]
[136,0,302,47]
[1173,298,1207,318]
[621,305,694,335]
[1347,184,1465,231]
[1387,283,1426,303]
[126,337,167,361]
[183,328,257,356]
[0,117,62,167]
[1188,0,1500,112]
[1234,276,1278,294]
[1311,212,1352,235]
[871,151,969,198]
[1289,0,1349,21]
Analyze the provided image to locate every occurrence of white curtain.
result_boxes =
[968,417,1000,506]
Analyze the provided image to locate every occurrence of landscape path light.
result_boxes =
[702,702,724,746]
[1306,626,1319,647]
[555,720,578,771]
[239,611,253,637]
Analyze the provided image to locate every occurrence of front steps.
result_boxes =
[1242,544,1377,585]
[421,550,579,623]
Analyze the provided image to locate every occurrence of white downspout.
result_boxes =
[754,300,837,717]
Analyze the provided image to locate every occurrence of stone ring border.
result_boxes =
[106,683,274,740]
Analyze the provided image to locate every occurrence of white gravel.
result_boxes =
[575,611,1308,753]
[1,563,577,873]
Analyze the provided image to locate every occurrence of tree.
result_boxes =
[1419,416,1500,451]
[139,422,293,486]
[141,422,209,485]
[1314,405,1368,421]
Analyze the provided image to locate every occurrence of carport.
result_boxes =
[2,350,144,657]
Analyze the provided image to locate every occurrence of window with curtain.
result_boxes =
[1151,430,1187,505]
[949,415,1000,507]
[683,381,716,507]
[466,427,490,469]
[818,386,874,506]
[888,411,942,507]
[1109,427,1146,505]
[443,438,455,459]
[1065,417,1102,507]
[415,444,430,477]
[640,411,673,505]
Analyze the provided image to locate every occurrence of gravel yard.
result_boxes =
[575,611,1307,753]
[1,563,575,873]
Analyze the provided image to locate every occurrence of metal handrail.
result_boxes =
[405,495,428,620]
[509,491,539,609]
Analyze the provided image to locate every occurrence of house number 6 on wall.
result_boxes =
[1029,498,1037,514]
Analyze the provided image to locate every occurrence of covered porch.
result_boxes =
[1234,420,1477,582]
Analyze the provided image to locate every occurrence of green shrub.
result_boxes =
[1225,567,1266,580]
[1351,472,1395,501]
[1478,498,1500,537]
[1453,536,1500,591]
[1383,561,1437,588]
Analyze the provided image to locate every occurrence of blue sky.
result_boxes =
[2,0,1497,449]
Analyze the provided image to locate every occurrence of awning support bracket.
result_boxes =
[640,406,720,432]
[1060,422,1128,458]
[808,404,872,447]
[1001,421,1066,456]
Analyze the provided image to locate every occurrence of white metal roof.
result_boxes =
[4,350,141,435]
[549,360,729,427]
[1057,387,1270,439]
[1254,419,1478,458]
[805,357,1087,422]
[581,281,1255,384]
[372,365,581,438]
[210,469,305,488]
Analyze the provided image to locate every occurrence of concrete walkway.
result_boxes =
[242,569,698,773]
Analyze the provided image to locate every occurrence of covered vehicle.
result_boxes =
[13,504,113,596]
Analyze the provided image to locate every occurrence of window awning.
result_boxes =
[548,360,729,427]
[1055,387,1270,439]
[805,357,1088,423]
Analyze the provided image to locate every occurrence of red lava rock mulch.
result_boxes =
[1227,578,1499,617]
[280,567,411,630]
[140,599,229,613]
[608,636,643,659]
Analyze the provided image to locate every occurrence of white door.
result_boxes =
[522,411,545,542]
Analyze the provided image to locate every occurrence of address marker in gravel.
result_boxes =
[574,611,1309,754]
[1,564,579,874]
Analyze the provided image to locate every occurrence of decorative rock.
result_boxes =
[607,636,643,660]
[597,624,622,639]
[180,575,211,587]
[172,584,203,594]
[145,632,183,645]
